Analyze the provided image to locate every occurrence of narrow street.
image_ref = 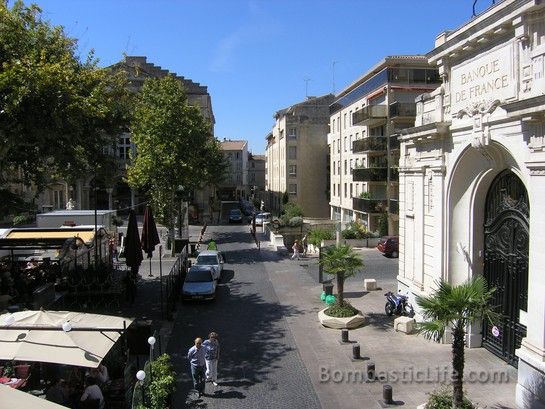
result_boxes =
[167,224,321,408]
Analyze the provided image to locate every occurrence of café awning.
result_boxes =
[0,384,68,409]
[0,310,132,368]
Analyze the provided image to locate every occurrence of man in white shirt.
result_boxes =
[80,376,104,409]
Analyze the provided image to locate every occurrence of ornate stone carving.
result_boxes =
[456,99,501,161]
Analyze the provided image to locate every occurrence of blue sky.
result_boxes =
[28,0,493,154]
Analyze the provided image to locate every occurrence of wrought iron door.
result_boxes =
[482,170,529,367]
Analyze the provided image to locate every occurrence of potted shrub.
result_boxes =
[318,244,365,329]
[148,353,176,409]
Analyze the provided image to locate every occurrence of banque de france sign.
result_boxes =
[451,43,516,115]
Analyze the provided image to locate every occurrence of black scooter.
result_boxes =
[384,290,415,318]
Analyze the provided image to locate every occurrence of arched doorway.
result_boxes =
[482,170,529,367]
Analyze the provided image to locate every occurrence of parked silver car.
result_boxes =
[195,250,224,281]
[182,265,217,301]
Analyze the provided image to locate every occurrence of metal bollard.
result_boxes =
[341,329,349,343]
[352,344,360,359]
[383,384,393,404]
[366,362,375,381]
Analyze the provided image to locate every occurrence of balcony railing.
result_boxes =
[389,102,416,118]
[352,105,387,126]
[353,167,399,182]
[352,136,400,153]
[352,137,386,153]
[352,197,387,213]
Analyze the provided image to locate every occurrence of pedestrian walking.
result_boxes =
[203,332,220,386]
[301,234,308,257]
[187,337,206,397]
[291,240,302,260]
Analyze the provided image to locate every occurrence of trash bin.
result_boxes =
[323,282,334,296]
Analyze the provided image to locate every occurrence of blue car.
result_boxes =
[182,265,217,301]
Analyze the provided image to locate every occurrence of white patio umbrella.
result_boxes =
[0,310,132,368]
[0,384,68,409]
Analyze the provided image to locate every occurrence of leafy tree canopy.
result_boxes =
[126,75,226,225]
[0,1,131,191]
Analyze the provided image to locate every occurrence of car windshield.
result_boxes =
[230,210,241,215]
[197,256,218,265]
[186,271,213,282]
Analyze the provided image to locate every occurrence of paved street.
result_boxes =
[167,224,321,408]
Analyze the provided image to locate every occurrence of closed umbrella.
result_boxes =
[125,209,143,276]
[141,205,160,277]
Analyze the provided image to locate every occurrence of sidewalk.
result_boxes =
[263,244,517,408]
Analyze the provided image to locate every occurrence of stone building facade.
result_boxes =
[218,139,249,200]
[265,94,334,218]
[398,1,545,406]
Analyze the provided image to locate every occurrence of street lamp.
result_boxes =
[148,335,156,384]
[136,370,146,405]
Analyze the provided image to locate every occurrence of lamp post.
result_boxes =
[148,335,156,383]
[136,370,146,405]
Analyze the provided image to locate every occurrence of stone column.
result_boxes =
[517,162,545,408]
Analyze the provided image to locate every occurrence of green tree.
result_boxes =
[319,244,363,306]
[416,277,496,408]
[0,1,131,195]
[126,75,225,247]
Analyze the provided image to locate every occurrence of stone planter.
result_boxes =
[321,238,379,248]
[318,308,366,329]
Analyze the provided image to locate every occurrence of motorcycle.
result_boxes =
[384,290,415,318]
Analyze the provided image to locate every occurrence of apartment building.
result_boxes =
[328,56,441,234]
[265,94,334,218]
[248,153,266,203]
[218,139,248,200]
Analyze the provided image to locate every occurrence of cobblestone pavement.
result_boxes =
[167,224,321,409]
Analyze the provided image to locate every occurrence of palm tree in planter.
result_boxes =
[319,244,364,316]
[416,276,496,408]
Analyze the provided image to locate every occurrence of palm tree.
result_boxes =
[415,276,496,408]
[319,244,364,305]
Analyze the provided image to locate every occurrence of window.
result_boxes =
[333,161,335,175]
[236,152,240,159]
[343,113,347,129]
[333,184,336,196]
[356,132,359,140]
[350,183,353,198]
[344,183,347,198]
[344,137,347,151]
[530,14,545,49]
[288,146,297,159]
[337,184,340,197]
[369,125,385,137]
[280,130,284,139]
[337,139,340,153]
[349,110,353,126]
[333,140,336,153]
[288,128,297,138]
[332,119,336,132]
[53,190,65,210]
[289,165,297,176]
[355,184,359,196]
[289,184,297,195]
[337,162,341,174]
[344,160,347,175]
[349,135,352,151]
[350,159,353,174]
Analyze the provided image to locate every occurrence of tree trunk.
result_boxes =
[170,190,176,257]
[336,272,345,305]
[452,325,465,408]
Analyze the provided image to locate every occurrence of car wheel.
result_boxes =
[391,251,398,258]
